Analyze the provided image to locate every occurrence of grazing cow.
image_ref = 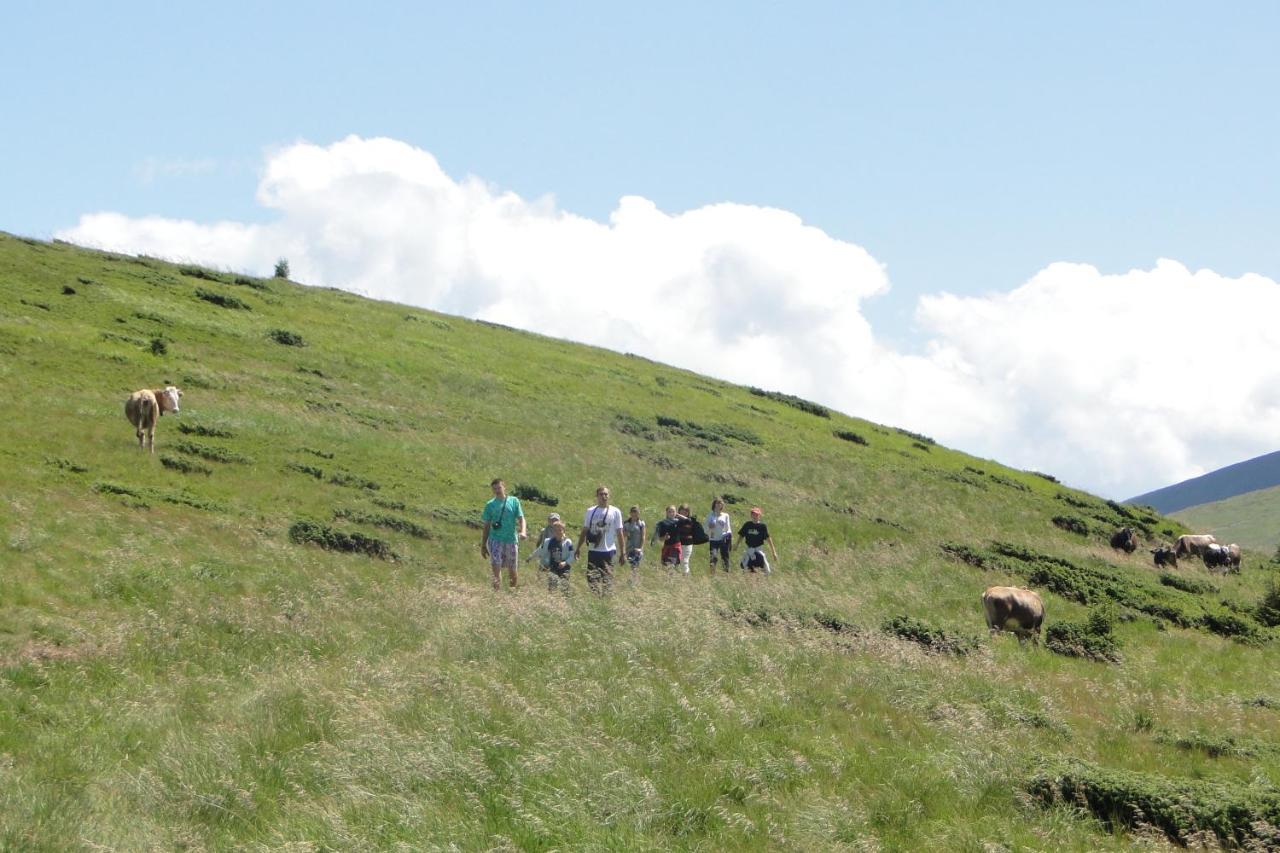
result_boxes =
[982,586,1044,646]
[1203,543,1242,574]
[1151,545,1178,568]
[1110,527,1138,553]
[1173,534,1218,559]
[124,385,182,452]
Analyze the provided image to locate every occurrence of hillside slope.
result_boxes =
[1128,449,1280,513]
[4,232,1280,850]
[1172,484,1280,553]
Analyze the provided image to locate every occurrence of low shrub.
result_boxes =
[174,441,250,464]
[1256,577,1280,628]
[371,496,407,511]
[1027,758,1280,848]
[333,508,433,540]
[833,430,868,446]
[284,462,324,480]
[988,473,1031,492]
[1159,573,1217,595]
[1031,471,1059,483]
[896,428,935,444]
[274,258,290,279]
[288,520,395,559]
[1155,730,1278,759]
[614,413,658,440]
[1051,515,1090,535]
[61,285,76,295]
[46,457,88,474]
[232,275,269,290]
[195,288,250,310]
[179,266,223,282]
[748,387,831,418]
[328,471,381,491]
[149,337,168,356]
[268,328,305,346]
[160,455,212,475]
[176,422,234,438]
[513,483,559,506]
[299,446,334,459]
[1045,608,1120,662]
[882,615,978,655]
[912,442,932,452]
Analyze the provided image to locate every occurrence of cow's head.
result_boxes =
[161,385,183,413]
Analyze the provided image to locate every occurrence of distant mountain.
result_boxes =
[1128,449,1280,513]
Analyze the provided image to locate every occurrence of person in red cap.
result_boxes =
[734,506,777,574]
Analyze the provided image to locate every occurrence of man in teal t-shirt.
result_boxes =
[481,478,527,590]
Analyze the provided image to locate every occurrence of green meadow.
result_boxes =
[1174,485,1280,554]
[4,231,1280,850]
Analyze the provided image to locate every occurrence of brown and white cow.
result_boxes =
[124,385,182,452]
[982,586,1044,645]
[1173,534,1218,559]
[1110,527,1138,553]
[1203,543,1242,574]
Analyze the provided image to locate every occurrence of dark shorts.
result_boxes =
[709,538,731,565]
[586,550,616,594]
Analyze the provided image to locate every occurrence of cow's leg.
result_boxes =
[147,426,156,453]
[136,426,145,449]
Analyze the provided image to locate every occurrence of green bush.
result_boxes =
[1027,759,1280,847]
[333,508,433,540]
[1256,577,1280,628]
[748,387,831,418]
[174,441,251,464]
[881,615,978,655]
[1159,573,1217,595]
[1045,612,1120,663]
[513,483,558,506]
[176,422,234,438]
[328,471,381,491]
[149,337,168,356]
[288,520,395,560]
[833,430,868,445]
[274,258,290,279]
[895,428,935,444]
[1051,515,1090,535]
[194,288,250,310]
[267,328,305,346]
[160,455,211,476]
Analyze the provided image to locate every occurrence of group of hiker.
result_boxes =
[479,480,779,594]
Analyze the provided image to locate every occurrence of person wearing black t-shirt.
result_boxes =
[734,506,778,574]
[651,505,683,570]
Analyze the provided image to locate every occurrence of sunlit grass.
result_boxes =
[1,232,1279,848]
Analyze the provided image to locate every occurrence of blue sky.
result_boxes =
[5,2,1280,496]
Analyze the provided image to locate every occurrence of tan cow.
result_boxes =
[124,385,182,452]
[982,586,1044,645]
[1174,534,1218,559]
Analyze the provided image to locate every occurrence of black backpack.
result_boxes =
[678,516,709,546]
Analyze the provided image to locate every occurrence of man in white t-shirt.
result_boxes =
[577,484,626,595]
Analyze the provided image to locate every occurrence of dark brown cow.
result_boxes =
[1173,534,1218,559]
[1110,527,1138,553]
[124,385,182,452]
[982,586,1044,645]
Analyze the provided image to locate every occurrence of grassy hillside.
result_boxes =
[1173,485,1280,553]
[4,231,1280,850]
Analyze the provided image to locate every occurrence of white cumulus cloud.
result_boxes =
[57,136,1280,499]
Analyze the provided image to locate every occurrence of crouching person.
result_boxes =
[533,520,575,594]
